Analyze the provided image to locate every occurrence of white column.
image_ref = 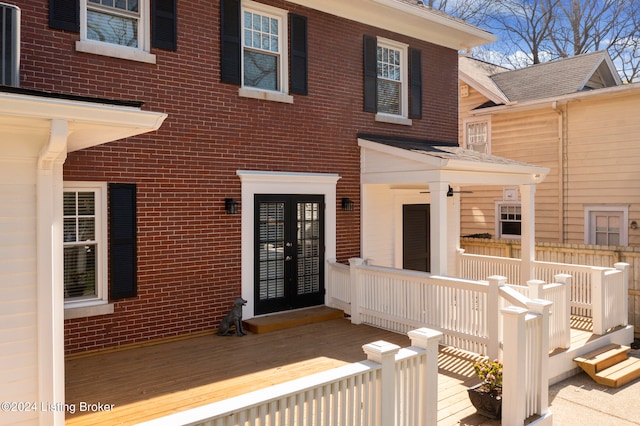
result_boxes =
[429,182,448,275]
[37,119,68,426]
[519,184,536,284]
[447,187,461,276]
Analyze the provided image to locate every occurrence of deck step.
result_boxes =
[243,306,344,334]
[573,344,640,388]
[594,357,640,388]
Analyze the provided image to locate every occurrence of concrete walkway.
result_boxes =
[548,348,640,426]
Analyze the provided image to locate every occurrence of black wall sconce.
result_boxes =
[341,197,355,211]
[225,198,239,214]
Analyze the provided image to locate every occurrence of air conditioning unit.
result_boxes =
[0,3,19,87]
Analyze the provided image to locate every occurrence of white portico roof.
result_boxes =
[358,135,549,187]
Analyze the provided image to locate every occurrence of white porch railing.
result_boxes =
[456,249,629,335]
[136,328,442,426]
[327,259,553,425]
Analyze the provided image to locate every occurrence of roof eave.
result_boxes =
[286,0,496,50]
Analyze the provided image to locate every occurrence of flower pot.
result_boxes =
[467,383,502,419]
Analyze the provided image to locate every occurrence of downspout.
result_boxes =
[37,119,68,426]
[551,101,567,243]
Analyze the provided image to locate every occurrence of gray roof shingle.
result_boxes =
[489,51,617,102]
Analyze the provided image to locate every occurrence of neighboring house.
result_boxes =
[458,51,640,246]
[2,1,508,424]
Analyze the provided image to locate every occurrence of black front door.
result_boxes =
[403,204,431,272]
[254,194,325,315]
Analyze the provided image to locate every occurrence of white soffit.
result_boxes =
[0,91,167,152]
[285,0,496,50]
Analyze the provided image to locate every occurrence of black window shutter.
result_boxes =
[152,0,177,51]
[220,0,241,84]
[409,47,423,119]
[363,35,377,113]
[109,184,137,300]
[289,13,308,95]
[49,0,79,32]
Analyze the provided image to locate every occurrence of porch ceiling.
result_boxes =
[358,135,549,187]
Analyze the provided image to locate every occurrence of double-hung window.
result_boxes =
[464,117,490,153]
[496,202,521,239]
[76,0,156,63]
[240,1,290,100]
[364,35,420,125]
[63,182,108,308]
[376,38,409,123]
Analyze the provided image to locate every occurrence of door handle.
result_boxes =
[285,256,292,261]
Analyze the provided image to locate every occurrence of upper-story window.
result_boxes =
[220,0,308,103]
[464,117,490,154]
[376,39,407,117]
[49,0,177,62]
[77,0,156,63]
[239,1,290,101]
[363,35,422,125]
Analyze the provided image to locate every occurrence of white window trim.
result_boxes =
[495,201,521,240]
[63,181,113,318]
[239,0,291,101]
[375,37,409,122]
[75,0,156,64]
[463,116,491,154]
[584,205,629,246]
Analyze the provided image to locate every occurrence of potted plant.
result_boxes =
[467,357,503,419]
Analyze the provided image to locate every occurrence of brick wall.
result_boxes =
[18,0,458,354]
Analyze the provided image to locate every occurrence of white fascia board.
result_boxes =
[459,71,509,104]
[0,92,167,151]
[285,0,496,50]
[358,138,449,168]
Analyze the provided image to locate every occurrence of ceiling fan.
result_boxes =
[420,185,474,197]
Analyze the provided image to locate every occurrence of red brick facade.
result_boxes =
[18,0,458,354]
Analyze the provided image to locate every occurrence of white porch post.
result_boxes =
[519,184,536,284]
[430,182,448,275]
[363,341,400,426]
[37,119,68,426]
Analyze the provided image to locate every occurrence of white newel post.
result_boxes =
[363,341,400,426]
[527,279,545,299]
[408,328,443,426]
[349,258,364,325]
[615,263,630,326]
[527,299,552,416]
[519,184,536,284]
[502,306,528,426]
[487,275,505,360]
[591,267,607,335]
[555,273,572,348]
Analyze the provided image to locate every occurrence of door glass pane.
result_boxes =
[297,202,320,295]
[258,202,285,300]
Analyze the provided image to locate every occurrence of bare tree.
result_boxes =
[441,0,640,82]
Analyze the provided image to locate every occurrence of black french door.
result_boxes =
[254,194,325,315]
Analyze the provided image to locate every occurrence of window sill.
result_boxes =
[375,113,412,126]
[239,87,294,104]
[64,301,114,320]
[76,41,157,64]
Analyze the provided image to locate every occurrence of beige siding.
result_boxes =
[564,92,640,245]
[0,160,39,425]
[459,82,561,242]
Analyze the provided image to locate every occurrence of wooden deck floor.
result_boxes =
[65,318,497,426]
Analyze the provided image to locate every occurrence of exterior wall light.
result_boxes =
[341,197,355,211]
[225,198,239,214]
